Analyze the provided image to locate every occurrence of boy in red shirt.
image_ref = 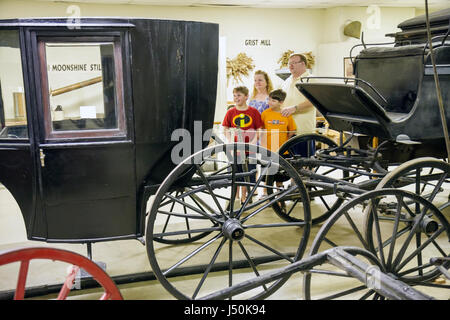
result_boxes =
[222,86,263,204]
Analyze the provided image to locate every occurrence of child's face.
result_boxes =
[268,97,283,109]
[233,91,248,106]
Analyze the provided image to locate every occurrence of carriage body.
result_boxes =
[0,18,218,243]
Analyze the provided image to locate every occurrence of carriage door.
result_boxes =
[33,34,137,241]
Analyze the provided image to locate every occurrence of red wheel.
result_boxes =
[0,247,123,300]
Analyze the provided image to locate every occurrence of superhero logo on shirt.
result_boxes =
[232,113,253,128]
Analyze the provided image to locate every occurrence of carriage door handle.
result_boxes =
[39,148,45,167]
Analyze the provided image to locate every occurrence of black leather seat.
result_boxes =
[355,45,425,114]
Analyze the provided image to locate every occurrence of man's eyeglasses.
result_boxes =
[288,61,302,66]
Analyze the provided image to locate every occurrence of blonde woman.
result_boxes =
[248,70,273,199]
[248,70,274,114]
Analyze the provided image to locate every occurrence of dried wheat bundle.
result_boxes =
[226,52,255,85]
[277,50,294,68]
[302,51,315,69]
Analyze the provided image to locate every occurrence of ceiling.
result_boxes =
[37,0,449,9]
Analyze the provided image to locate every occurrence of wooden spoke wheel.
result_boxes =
[0,247,123,300]
[269,133,347,225]
[303,189,449,300]
[146,143,311,300]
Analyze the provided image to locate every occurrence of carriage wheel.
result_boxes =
[364,157,450,282]
[146,143,311,299]
[303,189,449,299]
[0,247,123,300]
[267,133,347,225]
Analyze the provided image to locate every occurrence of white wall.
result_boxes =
[0,1,425,121]
[316,6,417,79]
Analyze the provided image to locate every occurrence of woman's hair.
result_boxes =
[252,70,273,99]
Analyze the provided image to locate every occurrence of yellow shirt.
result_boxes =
[261,108,296,152]
[281,70,316,135]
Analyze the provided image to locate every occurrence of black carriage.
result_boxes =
[0,17,218,243]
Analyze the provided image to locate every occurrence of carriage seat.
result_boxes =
[295,81,412,140]
[355,45,426,114]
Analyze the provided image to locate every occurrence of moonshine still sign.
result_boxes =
[48,63,102,72]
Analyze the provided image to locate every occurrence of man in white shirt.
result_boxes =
[280,53,316,135]
[279,53,317,156]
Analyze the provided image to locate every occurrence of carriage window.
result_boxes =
[0,30,28,139]
[40,39,126,138]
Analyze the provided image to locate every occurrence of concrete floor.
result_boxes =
[0,177,449,300]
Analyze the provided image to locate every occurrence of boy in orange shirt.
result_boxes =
[261,89,297,154]
[260,89,297,203]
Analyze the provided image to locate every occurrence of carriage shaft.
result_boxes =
[326,248,434,300]
[200,247,435,300]
[200,250,329,300]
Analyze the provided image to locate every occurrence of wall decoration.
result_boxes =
[302,51,315,69]
[277,50,294,69]
[343,21,362,39]
[226,52,255,85]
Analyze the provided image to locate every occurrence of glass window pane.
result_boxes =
[44,42,122,134]
[0,30,28,139]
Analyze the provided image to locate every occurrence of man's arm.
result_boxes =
[281,100,314,117]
